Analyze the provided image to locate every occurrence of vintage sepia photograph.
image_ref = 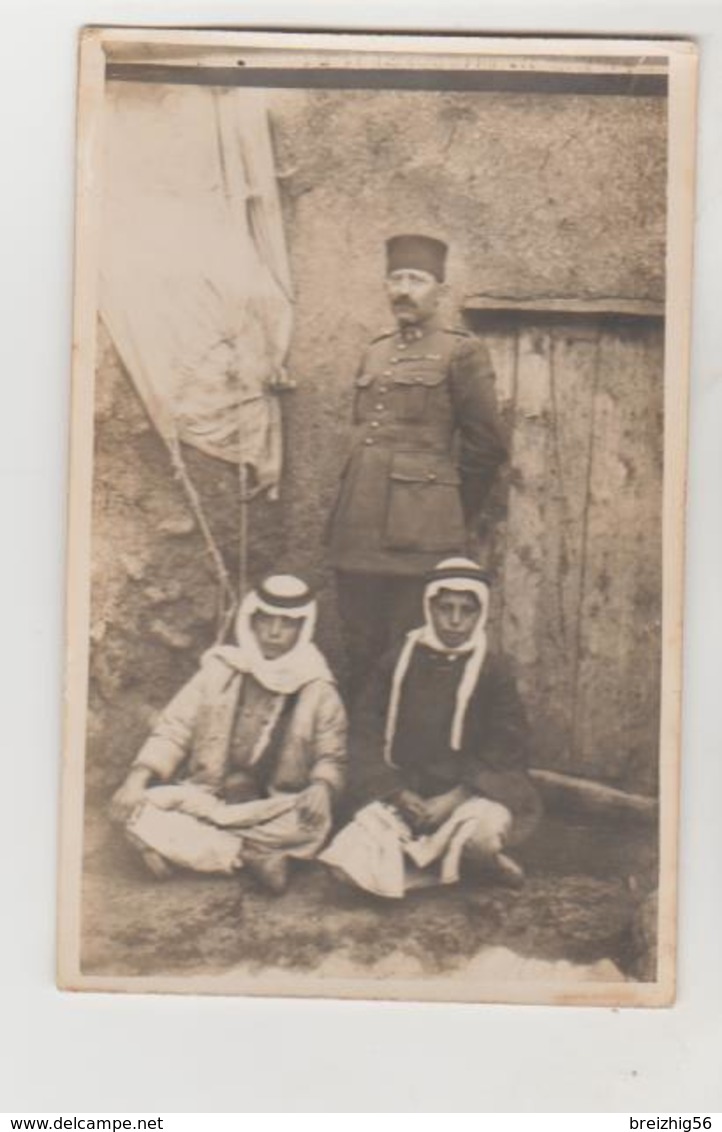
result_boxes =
[59,28,696,1005]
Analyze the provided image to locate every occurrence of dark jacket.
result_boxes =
[347,643,541,845]
[326,320,507,576]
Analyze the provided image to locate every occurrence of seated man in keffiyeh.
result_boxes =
[110,575,347,894]
[320,558,541,899]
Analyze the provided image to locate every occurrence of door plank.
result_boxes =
[573,323,663,789]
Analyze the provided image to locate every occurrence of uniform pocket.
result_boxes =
[390,366,445,422]
[383,451,466,552]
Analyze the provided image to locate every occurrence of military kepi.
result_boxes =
[386,234,448,282]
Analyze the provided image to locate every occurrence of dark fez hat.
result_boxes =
[385,234,448,282]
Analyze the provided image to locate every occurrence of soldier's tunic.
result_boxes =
[327,317,507,688]
[328,319,507,574]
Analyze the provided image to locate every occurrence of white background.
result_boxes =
[1,0,721,1114]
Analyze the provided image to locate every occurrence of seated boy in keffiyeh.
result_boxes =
[111,575,347,894]
[321,558,541,899]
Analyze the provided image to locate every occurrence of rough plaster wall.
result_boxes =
[88,87,666,795]
[88,326,287,797]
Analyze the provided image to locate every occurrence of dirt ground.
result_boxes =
[81,802,658,987]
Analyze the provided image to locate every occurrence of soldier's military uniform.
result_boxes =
[327,315,507,692]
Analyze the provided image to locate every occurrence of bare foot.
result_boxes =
[139,848,175,880]
[125,827,175,880]
[243,850,289,895]
[484,852,525,889]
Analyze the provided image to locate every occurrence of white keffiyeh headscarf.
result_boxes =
[384,557,491,765]
[213,574,333,695]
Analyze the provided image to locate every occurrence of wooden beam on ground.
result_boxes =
[529,768,658,822]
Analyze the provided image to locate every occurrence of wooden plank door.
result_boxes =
[469,312,663,792]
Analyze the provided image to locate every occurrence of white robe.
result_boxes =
[320,797,511,899]
[127,783,331,875]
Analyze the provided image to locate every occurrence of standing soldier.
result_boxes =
[326,234,508,695]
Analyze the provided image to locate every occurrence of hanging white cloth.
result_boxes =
[99,81,293,498]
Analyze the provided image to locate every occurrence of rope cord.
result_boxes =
[166,438,237,641]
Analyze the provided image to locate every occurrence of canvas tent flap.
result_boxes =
[99,82,293,495]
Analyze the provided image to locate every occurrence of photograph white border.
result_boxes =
[58,26,696,1008]
[4,0,721,1113]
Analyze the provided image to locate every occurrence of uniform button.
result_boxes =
[370,420,380,428]
[426,473,437,481]
[364,437,374,446]
[379,385,388,393]
[384,371,392,377]
[374,403,385,411]
[399,342,407,350]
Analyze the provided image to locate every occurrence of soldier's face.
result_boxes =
[251,611,303,659]
[429,589,482,648]
[386,269,440,326]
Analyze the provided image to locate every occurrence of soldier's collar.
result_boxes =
[397,318,437,345]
